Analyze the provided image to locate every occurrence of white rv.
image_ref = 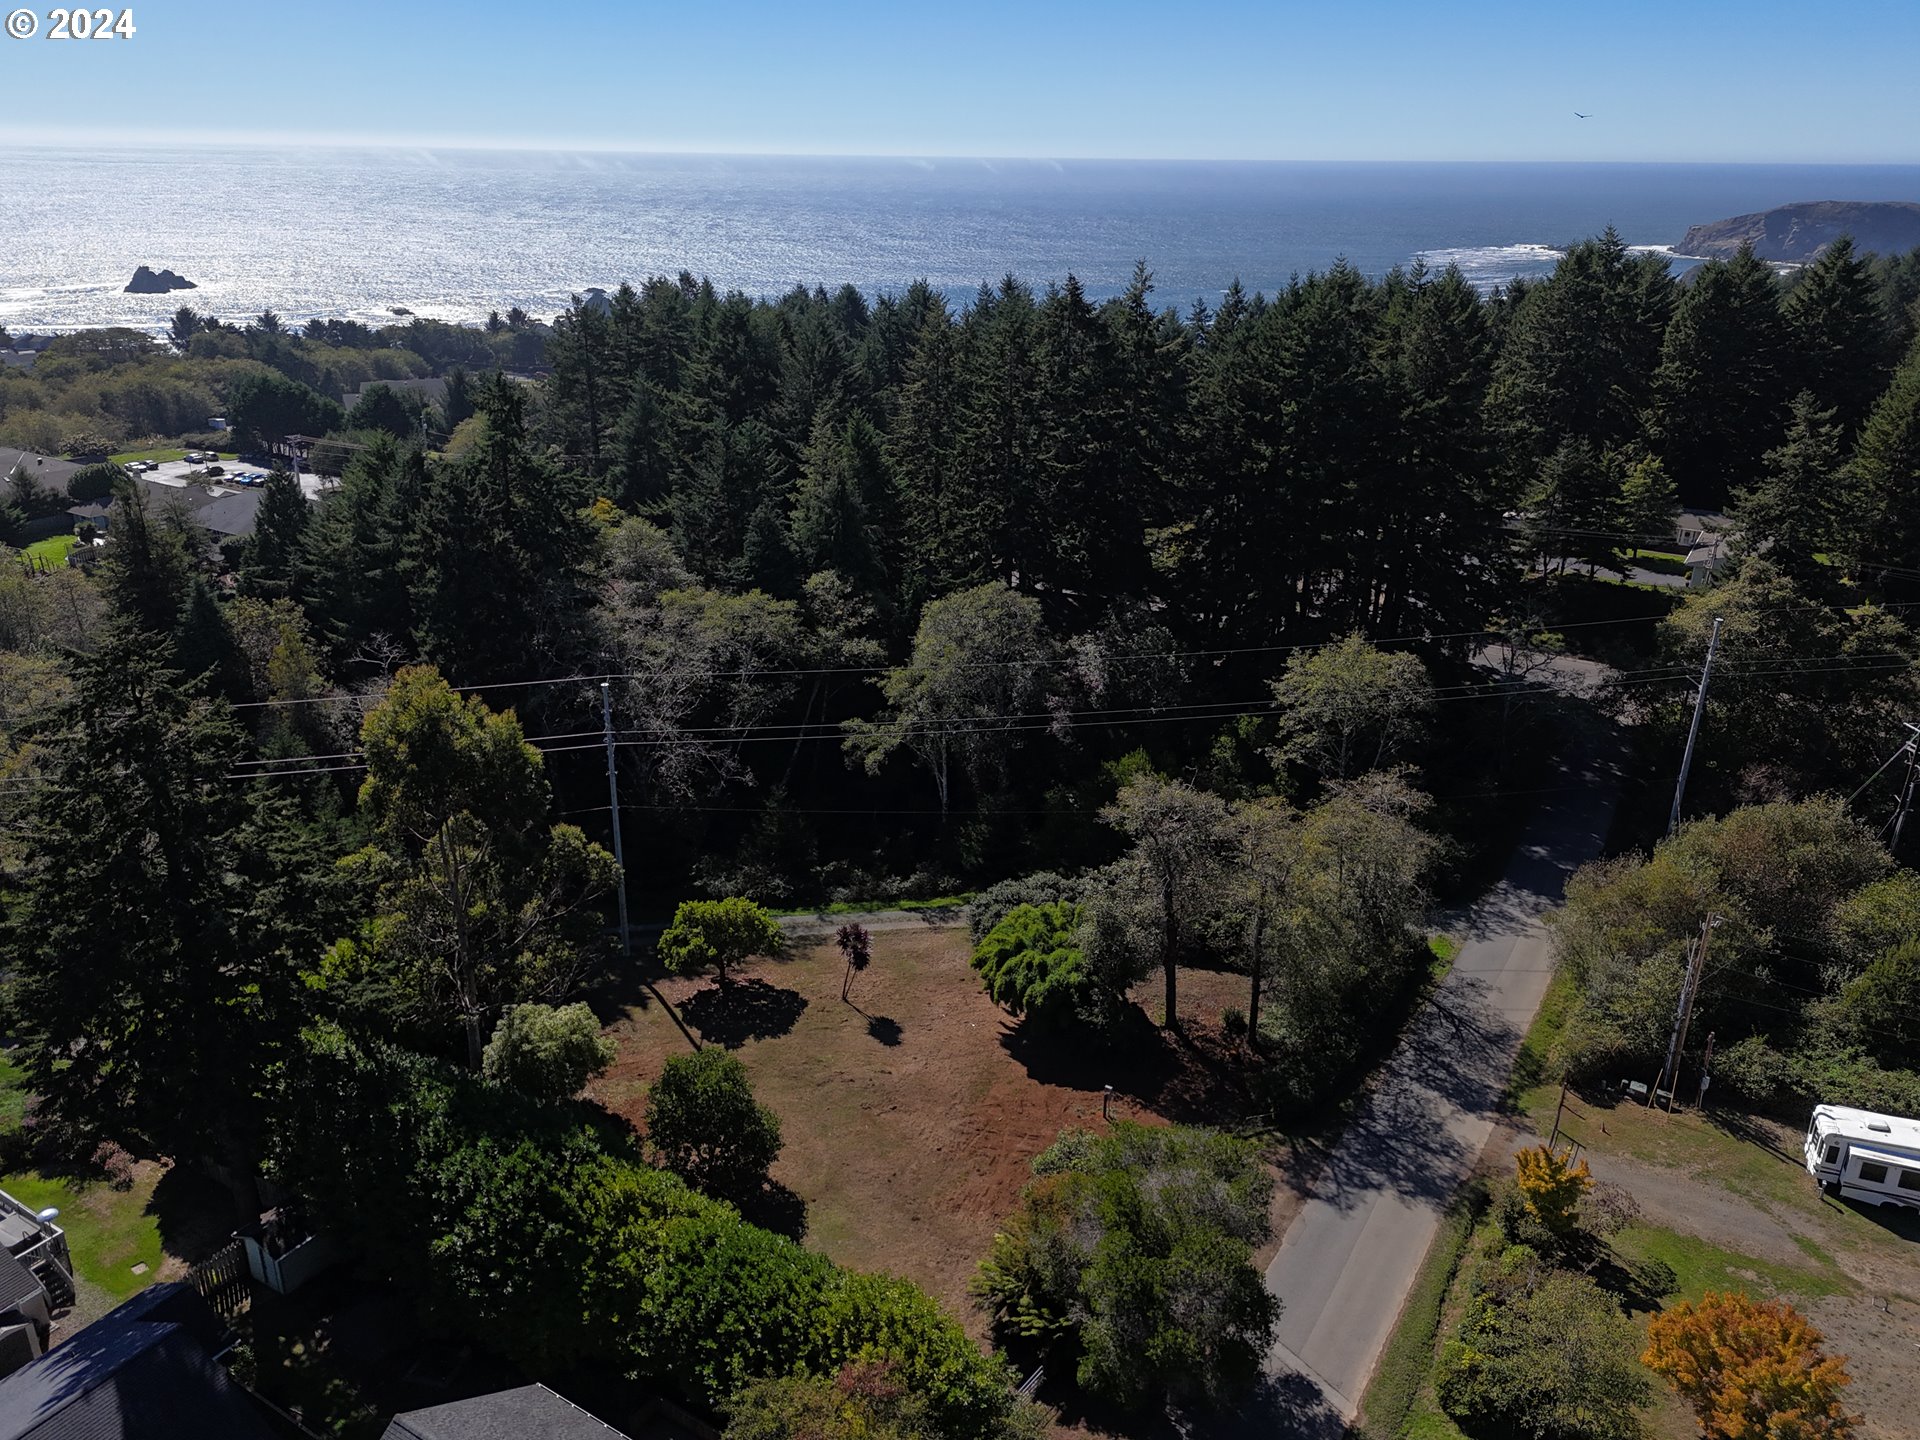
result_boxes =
[1803,1105,1920,1209]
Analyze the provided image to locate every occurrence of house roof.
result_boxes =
[0,1284,274,1440]
[343,376,448,409]
[0,1254,43,1314]
[0,450,80,499]
[383,1384,633,1440]
[190,489,264,538]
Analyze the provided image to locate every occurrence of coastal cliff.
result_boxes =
[1678,200,1920,263]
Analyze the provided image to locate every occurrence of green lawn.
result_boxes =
[0,1054,28,1136]
[109,446,237,465]
[0,1052,166,1303]
[19,535,77,569]
[1507,966,1575,1109]
[1611,1222,1849,1303]
[0,1169,167,1302]
[1626,548,1689,577]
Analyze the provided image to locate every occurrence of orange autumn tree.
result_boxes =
[1514,1143,1592,1237]
[1644,1292,1857,1440]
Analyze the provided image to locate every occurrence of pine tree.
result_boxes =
[6,634,330,1184]
[241,468,310,600]
[1618,453,1681,550]
[1847,340,1920,591]
[790,417,884,590]
[100,475,195,634]
[1785,236,1896,437]
[1649,245,1790,506]
[889,297,977,611]
[173,575,248,702]
[1525,439,1623,576]
[1491,228,1675,468]
[1734,391,1844,579]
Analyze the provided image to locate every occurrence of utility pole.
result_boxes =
[1668,615,1723,837]
[1891,722,1920,856]
[1651,913,1720,1109]
[1695,1031,1717,1110]
[600,681,631,963]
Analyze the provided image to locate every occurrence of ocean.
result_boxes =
[5,148,1920,334]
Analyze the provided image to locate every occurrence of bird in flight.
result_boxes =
[1574,111,1592,119]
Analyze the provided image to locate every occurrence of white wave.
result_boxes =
[1412,242,1564,291]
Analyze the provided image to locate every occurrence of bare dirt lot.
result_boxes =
[588,925,1298,1334]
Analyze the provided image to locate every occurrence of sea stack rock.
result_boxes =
[124,266,197,294]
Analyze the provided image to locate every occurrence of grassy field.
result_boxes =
[590,926,1292,1335]
[109,446,237,465]
[0,1051,226,1314]
[18,535,77,569]
[0,1169,168,1302]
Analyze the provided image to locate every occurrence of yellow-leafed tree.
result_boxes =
[1514,1144,1592,1237]
[1644,1292,1856,1440]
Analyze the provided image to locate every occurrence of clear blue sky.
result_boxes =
[7,0,1918,161]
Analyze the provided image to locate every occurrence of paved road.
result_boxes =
[774,906,965,942]
[1261,714,1624,1423]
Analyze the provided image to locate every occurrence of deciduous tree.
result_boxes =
[645,1047,782,1203]
[657,896,783,986]
[1644,1292,1857,1440]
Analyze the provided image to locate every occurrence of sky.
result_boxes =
[4,0,1919,162]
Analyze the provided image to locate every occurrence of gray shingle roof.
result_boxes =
[384,1384,632,1440]
[0,1284,273,1440]
[0,1254,43,1314]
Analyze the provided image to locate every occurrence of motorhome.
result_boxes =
[1803,1105,1920,1209]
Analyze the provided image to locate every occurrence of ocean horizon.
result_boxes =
[6,147,1920,334]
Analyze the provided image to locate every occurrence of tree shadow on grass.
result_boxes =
[734,1179,809,1242]
[997,1006,1264,1127]
[865,1016,904,1047]
[148,1160,249,1253]
[680,979,808,1048]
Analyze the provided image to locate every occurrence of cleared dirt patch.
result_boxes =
[589,927,1298,1332]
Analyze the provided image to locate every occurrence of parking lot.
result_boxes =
[121,454,330,501]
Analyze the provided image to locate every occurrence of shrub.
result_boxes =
[1644,1292,1857,1440]
[974,1122,1276,1411]
[66,462,125,505]
[1436,1249,1649,1440]
[970,902,1112,1032]
[645,1047,782,1204]
[90,1139,136,1190]
[1712,1034,1803,1112]
[278,1032,1027,1440]
[658,896,783,984]
[967,872,1081,943]
[482,1002,615,1103]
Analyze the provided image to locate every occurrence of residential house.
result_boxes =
[340,376,448,413]
[0,1284,276,1439]
[383,1384,636,1440]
